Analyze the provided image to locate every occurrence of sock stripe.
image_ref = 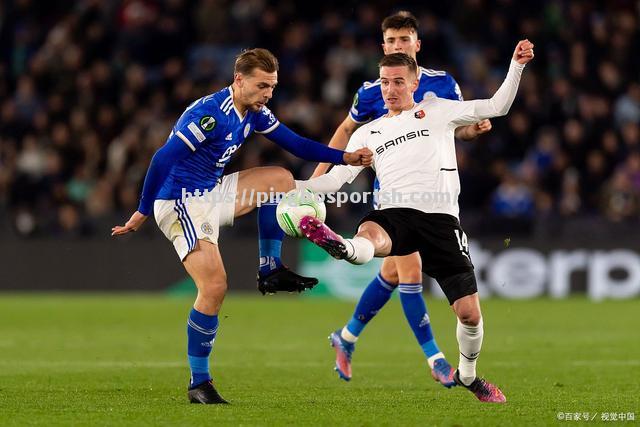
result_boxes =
[187,318,218,335]
[398,284,423,294]
[460,351,480,361]
[376,274,396,291]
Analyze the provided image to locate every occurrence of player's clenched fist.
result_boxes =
[343,148,374,167]
[513,39,534,64]
[474,119,492,135]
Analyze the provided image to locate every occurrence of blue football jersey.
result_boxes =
[156,86,279,200]
[349,66,463,123]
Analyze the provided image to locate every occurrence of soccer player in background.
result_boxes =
[297,40,535,402]
[311,11,492,387]
[112,48,372,404]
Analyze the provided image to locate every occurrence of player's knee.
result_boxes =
[270,167,294,191]
[452,292,482,326]
[457,310,482,326]
[199,275,228,298]
[394,256,422,284]
[396,266,421,284]
[439,270,478,307]
[357,225,389,253]
[402,271,422,284]
[379,263,399,285]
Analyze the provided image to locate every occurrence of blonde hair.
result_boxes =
[234,48,279,75]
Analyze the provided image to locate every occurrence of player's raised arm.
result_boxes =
[443,39,534,126]
[263,121,372,167]
[295,165,359,194]
[111,134,192,236]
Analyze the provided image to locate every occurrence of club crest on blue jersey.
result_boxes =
[261,108,277,126]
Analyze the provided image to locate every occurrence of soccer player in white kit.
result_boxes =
[315,10,492,388]
[297,40,534,403]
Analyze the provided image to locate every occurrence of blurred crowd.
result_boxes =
[0,0,639,238]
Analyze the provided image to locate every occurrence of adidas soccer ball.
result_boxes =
[276,189,326,238]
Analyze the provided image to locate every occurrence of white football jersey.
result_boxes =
[344,99,466,217]
[298,60,526,219]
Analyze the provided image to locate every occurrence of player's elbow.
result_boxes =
[488,98,511,117]
[341,118,358,137]
[150,149,173,169]
[496,106,510,117]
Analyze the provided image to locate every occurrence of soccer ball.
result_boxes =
[276,189,326,238]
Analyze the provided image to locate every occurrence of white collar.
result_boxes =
[385,102,416,118]
[228,85,247,121]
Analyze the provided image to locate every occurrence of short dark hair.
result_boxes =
[381,11,419,33]
[379,53,418,77]
[234,48,279,75]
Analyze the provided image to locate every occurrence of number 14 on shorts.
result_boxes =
[454,229,470,259]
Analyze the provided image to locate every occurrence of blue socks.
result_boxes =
[341,275,445,367]
[258,202,284,277]
[187,308,218,388]
[344,275,395,338]
[398,283,442,360]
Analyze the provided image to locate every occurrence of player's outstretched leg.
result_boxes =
[329,273,396,381]
[256,201,318,294]
[300,216,375,264]
[234,167,318,294]
[446,278,505,403]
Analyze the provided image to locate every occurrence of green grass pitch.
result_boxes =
[0,294,638,426]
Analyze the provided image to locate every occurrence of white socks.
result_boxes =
[343,236,375,265]
[427,352,446,370]
[340,327,358,343]
[456,318,484,386]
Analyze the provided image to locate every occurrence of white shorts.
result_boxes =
[154,172,239,261]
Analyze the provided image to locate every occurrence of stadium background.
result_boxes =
[1,0,639,298]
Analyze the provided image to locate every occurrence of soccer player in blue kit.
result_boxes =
[112,48,372,404]
[311,11,492,387]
